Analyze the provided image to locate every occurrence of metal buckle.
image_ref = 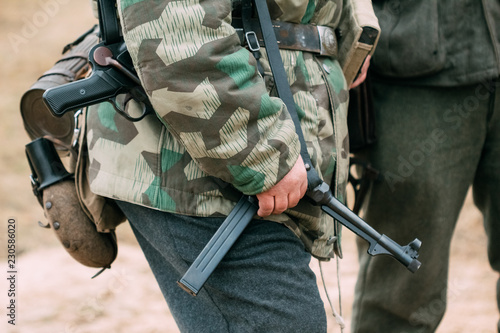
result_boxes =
[317,26,338,57]
[245,31,260,52]
[30,174,39,187]
[72,109,83,148]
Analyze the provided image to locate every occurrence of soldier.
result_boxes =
[351,0,500,332]
[86,0,355,331]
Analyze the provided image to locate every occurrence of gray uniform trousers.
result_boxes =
[116,200,327,333]
[351,77,500,332]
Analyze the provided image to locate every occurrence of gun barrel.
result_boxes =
[321,196,421,273]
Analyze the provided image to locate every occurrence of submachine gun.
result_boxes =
[42,0,422,296]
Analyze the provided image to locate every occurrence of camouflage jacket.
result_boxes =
[87,0,350,259]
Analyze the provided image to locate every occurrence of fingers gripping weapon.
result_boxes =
[178,173,422,297]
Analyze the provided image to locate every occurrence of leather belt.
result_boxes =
[232,18,338,57]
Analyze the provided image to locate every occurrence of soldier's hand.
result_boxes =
[350,55,371,89]
[256,155,307,217]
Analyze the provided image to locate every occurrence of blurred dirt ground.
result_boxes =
[0,1,498,332]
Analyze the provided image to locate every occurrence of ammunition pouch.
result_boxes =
[338,0,380,86]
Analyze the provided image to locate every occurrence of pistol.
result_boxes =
[43,41,153,122]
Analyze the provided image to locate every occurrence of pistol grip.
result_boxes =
[43,70,120,117]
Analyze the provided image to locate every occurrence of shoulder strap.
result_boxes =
[251,0,324,189]
[97,0,121,45]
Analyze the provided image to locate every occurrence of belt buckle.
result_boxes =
[317,26,338,57]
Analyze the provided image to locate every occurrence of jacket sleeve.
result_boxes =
[117,0,300,195]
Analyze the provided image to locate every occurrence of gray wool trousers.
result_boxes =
[116,200,327,333]
[351,77,500,332]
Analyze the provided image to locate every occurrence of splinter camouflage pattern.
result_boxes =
[87,0,350,259]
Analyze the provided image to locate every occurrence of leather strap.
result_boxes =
[233,18,338,57]
[241,0,265,75]
[98,0,121,45]
[252,0,324,189]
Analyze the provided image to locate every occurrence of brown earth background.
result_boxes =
[0,1,498,332]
